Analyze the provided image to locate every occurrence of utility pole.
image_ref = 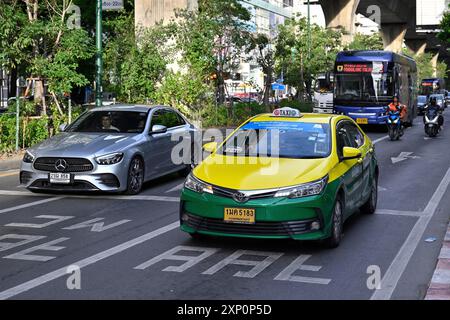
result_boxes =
[95,0,103,108]
[307,0,311,59]
[15,79,20,151]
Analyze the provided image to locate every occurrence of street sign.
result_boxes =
[102,0,123,11]
[272,83,286,91]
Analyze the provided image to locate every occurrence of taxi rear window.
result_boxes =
[219,121,331,159]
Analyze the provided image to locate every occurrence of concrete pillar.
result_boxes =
[135,0,198,28]
[405,38,427,56]
[319,0,360,45]
[380,23,407,53]
[431,52,439,77]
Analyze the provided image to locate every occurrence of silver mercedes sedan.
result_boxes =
[20,105,199,194]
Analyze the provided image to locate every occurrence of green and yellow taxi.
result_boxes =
[180,108,378,248]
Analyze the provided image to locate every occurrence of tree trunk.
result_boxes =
[263,70,272,112]
[299,53,305,102]
[34,79,46,116]
[217,73,225,105]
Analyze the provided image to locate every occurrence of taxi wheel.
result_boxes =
[323,196,344,249]
[360,176,378,214]
[125,157,144,195]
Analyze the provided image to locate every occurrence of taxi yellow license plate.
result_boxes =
[224,208,255,224]
[356,118,368,124]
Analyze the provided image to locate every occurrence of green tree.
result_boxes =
[347,33,384,51]
[276,16,342,102]
[175,0,252,104]
[103,12,173,103]
[438,4,450,45]
[154,71,214,123]
[403,48,448,86]
[246,34,275,110]
[0,0,94,115]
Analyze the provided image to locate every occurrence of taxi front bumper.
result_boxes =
[179,181,339,241]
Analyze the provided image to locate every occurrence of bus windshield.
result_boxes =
[335,73,394,102]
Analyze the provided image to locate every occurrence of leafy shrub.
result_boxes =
[279,100,314,113]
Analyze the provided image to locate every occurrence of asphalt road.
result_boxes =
[0,117,449,300]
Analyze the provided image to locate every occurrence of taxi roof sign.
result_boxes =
[272,107,302,118]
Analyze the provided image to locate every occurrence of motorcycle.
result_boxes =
[386,109,404,141]
[423,105,443,138]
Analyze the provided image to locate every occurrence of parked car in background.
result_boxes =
[20,105,199,195]
[445,91,450,108]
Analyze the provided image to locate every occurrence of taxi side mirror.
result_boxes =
[342,147,361,161]
[203,142,218,153]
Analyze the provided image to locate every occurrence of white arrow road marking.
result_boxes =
[378,186,387,191]
[0,221,180,300]
[391,152,420,164]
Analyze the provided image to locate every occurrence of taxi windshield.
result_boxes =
[218,121,331,159]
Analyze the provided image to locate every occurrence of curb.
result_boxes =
[425,223,450,300]
[0,159,22,172]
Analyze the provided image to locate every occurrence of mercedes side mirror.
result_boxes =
[59,124,67,132]
[150,125,167,135]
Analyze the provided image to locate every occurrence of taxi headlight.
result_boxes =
[23,151,35,163]
[274,176,328,199]
[185,174,213,194]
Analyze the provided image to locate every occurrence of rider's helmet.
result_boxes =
[393,95,399,104]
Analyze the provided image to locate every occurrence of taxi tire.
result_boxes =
[360,176,378,214]
[323,196,344,249]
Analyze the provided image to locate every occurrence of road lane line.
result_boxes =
[0,221,179,300]
[0,170,19,178]
[0,190,179,202]
[0,190,44,197]
[165,183,185,193]
[0,197,64,215]
[372,136,389,144]
[376,209,427,217]
[371,167,450,300]
[72,194,180,202]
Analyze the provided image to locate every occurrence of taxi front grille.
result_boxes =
[184,213,316,236]
[212,185,277,200]
[34,157,93,173]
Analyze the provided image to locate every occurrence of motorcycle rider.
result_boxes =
[424,97,444,127]
[385,96,407,136]
[386,96,407,122]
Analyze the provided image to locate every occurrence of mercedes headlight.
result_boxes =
[95,152,124,165]
[274,176,328,199]
[23,151,35,163]
[184,174,213,194]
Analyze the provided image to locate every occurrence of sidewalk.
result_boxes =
[425,223,450,300]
